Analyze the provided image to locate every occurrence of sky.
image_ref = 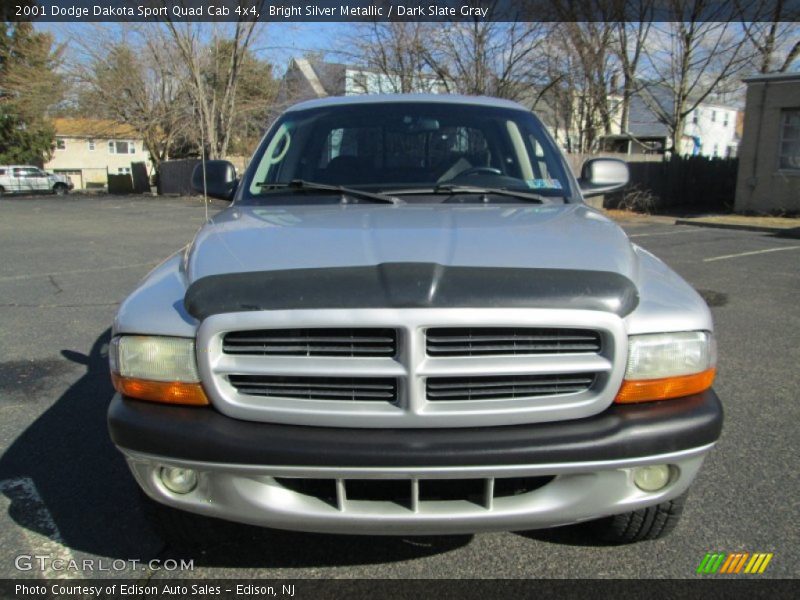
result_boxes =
[37,22,357,75]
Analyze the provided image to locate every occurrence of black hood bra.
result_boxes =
[184,263,639,320]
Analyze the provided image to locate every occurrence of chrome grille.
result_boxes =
[427,373,596,401]
[227,375,397,403]
[426,327,601,356]
[197,308,627,428]
[223,328,396,357]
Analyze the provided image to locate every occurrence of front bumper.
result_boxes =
[109,390,722,535]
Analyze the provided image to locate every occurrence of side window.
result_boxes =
[384,131,427,169]
[317,127,379,168]
[527,135,553,179]
[319,128,345,167]
[430,127,491,167]
[779,109,800,171]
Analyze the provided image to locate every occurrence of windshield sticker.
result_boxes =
[526,178,562,190]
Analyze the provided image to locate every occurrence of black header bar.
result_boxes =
[7,0,800,23]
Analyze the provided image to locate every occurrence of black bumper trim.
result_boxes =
[108,390,722,467]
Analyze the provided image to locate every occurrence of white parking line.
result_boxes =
[628,228,705,238]
[703,246,800,262]
[0,477,75,579]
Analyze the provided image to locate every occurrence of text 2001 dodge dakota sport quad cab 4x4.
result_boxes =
[107,95,722,544]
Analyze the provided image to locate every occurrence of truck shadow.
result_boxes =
[0,329,472,569]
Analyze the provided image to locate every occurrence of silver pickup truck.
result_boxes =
[107,95,722,544]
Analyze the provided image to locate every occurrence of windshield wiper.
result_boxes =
[258,179,401,205]
[388,184,557,204]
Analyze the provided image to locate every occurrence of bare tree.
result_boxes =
[612,3,655,132]
[163,16,266,159]
[558,21,620,150]
[638,0,756,154]
[532,34,582,150]
[420,18,552,101]
[738,0,800,73]
[349,22,434,93]
[72,27,190,169]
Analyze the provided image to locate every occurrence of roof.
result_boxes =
[286,94,529,112]
[308,60,348,95]
[625,83,740,138]
[742,72,800,84]
[53,118,141,139]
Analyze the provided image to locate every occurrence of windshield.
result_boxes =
[240,102,574,204]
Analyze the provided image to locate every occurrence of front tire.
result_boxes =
[589,493,688,543]
[53,183,68,196]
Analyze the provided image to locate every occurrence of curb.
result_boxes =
[605,214,677,226]
[674,219,800,238]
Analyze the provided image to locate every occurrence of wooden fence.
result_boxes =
[624,157,738,211]
[568,154,739,212]
[157,159,201,196]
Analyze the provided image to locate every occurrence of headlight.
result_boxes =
[109,336,208,406]
[615,331,716,404]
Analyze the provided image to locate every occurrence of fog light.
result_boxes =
[160,467,197,494]
[633,465,670,492]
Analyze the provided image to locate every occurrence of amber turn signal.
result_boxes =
[614,368,716,404]
[111,372,210,406]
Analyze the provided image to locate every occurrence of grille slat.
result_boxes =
[426,327,601,357]
[427,376,594,390]
[228,375,398,403]
[273,476,555,510]
[224,328,397,357]
[426,373,596,401]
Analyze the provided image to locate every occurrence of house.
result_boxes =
[280,57,445,104]
[735,73,800,214]
[45,118,151,189]
[600,85,741,158]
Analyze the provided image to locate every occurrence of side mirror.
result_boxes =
[578,158,629,198]
[191,160,238,200]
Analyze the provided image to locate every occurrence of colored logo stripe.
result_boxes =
[745,553,773,574]
[697,552,773,574]
[697,553,725,574]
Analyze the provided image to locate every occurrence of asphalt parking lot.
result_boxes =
[0,194,798,580]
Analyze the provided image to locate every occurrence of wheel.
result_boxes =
[0,186,4,198]
[588,493,688,543]
[53,183,68,195]
[139,490,256,547]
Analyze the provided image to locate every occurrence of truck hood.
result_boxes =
[185,203,638,285]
